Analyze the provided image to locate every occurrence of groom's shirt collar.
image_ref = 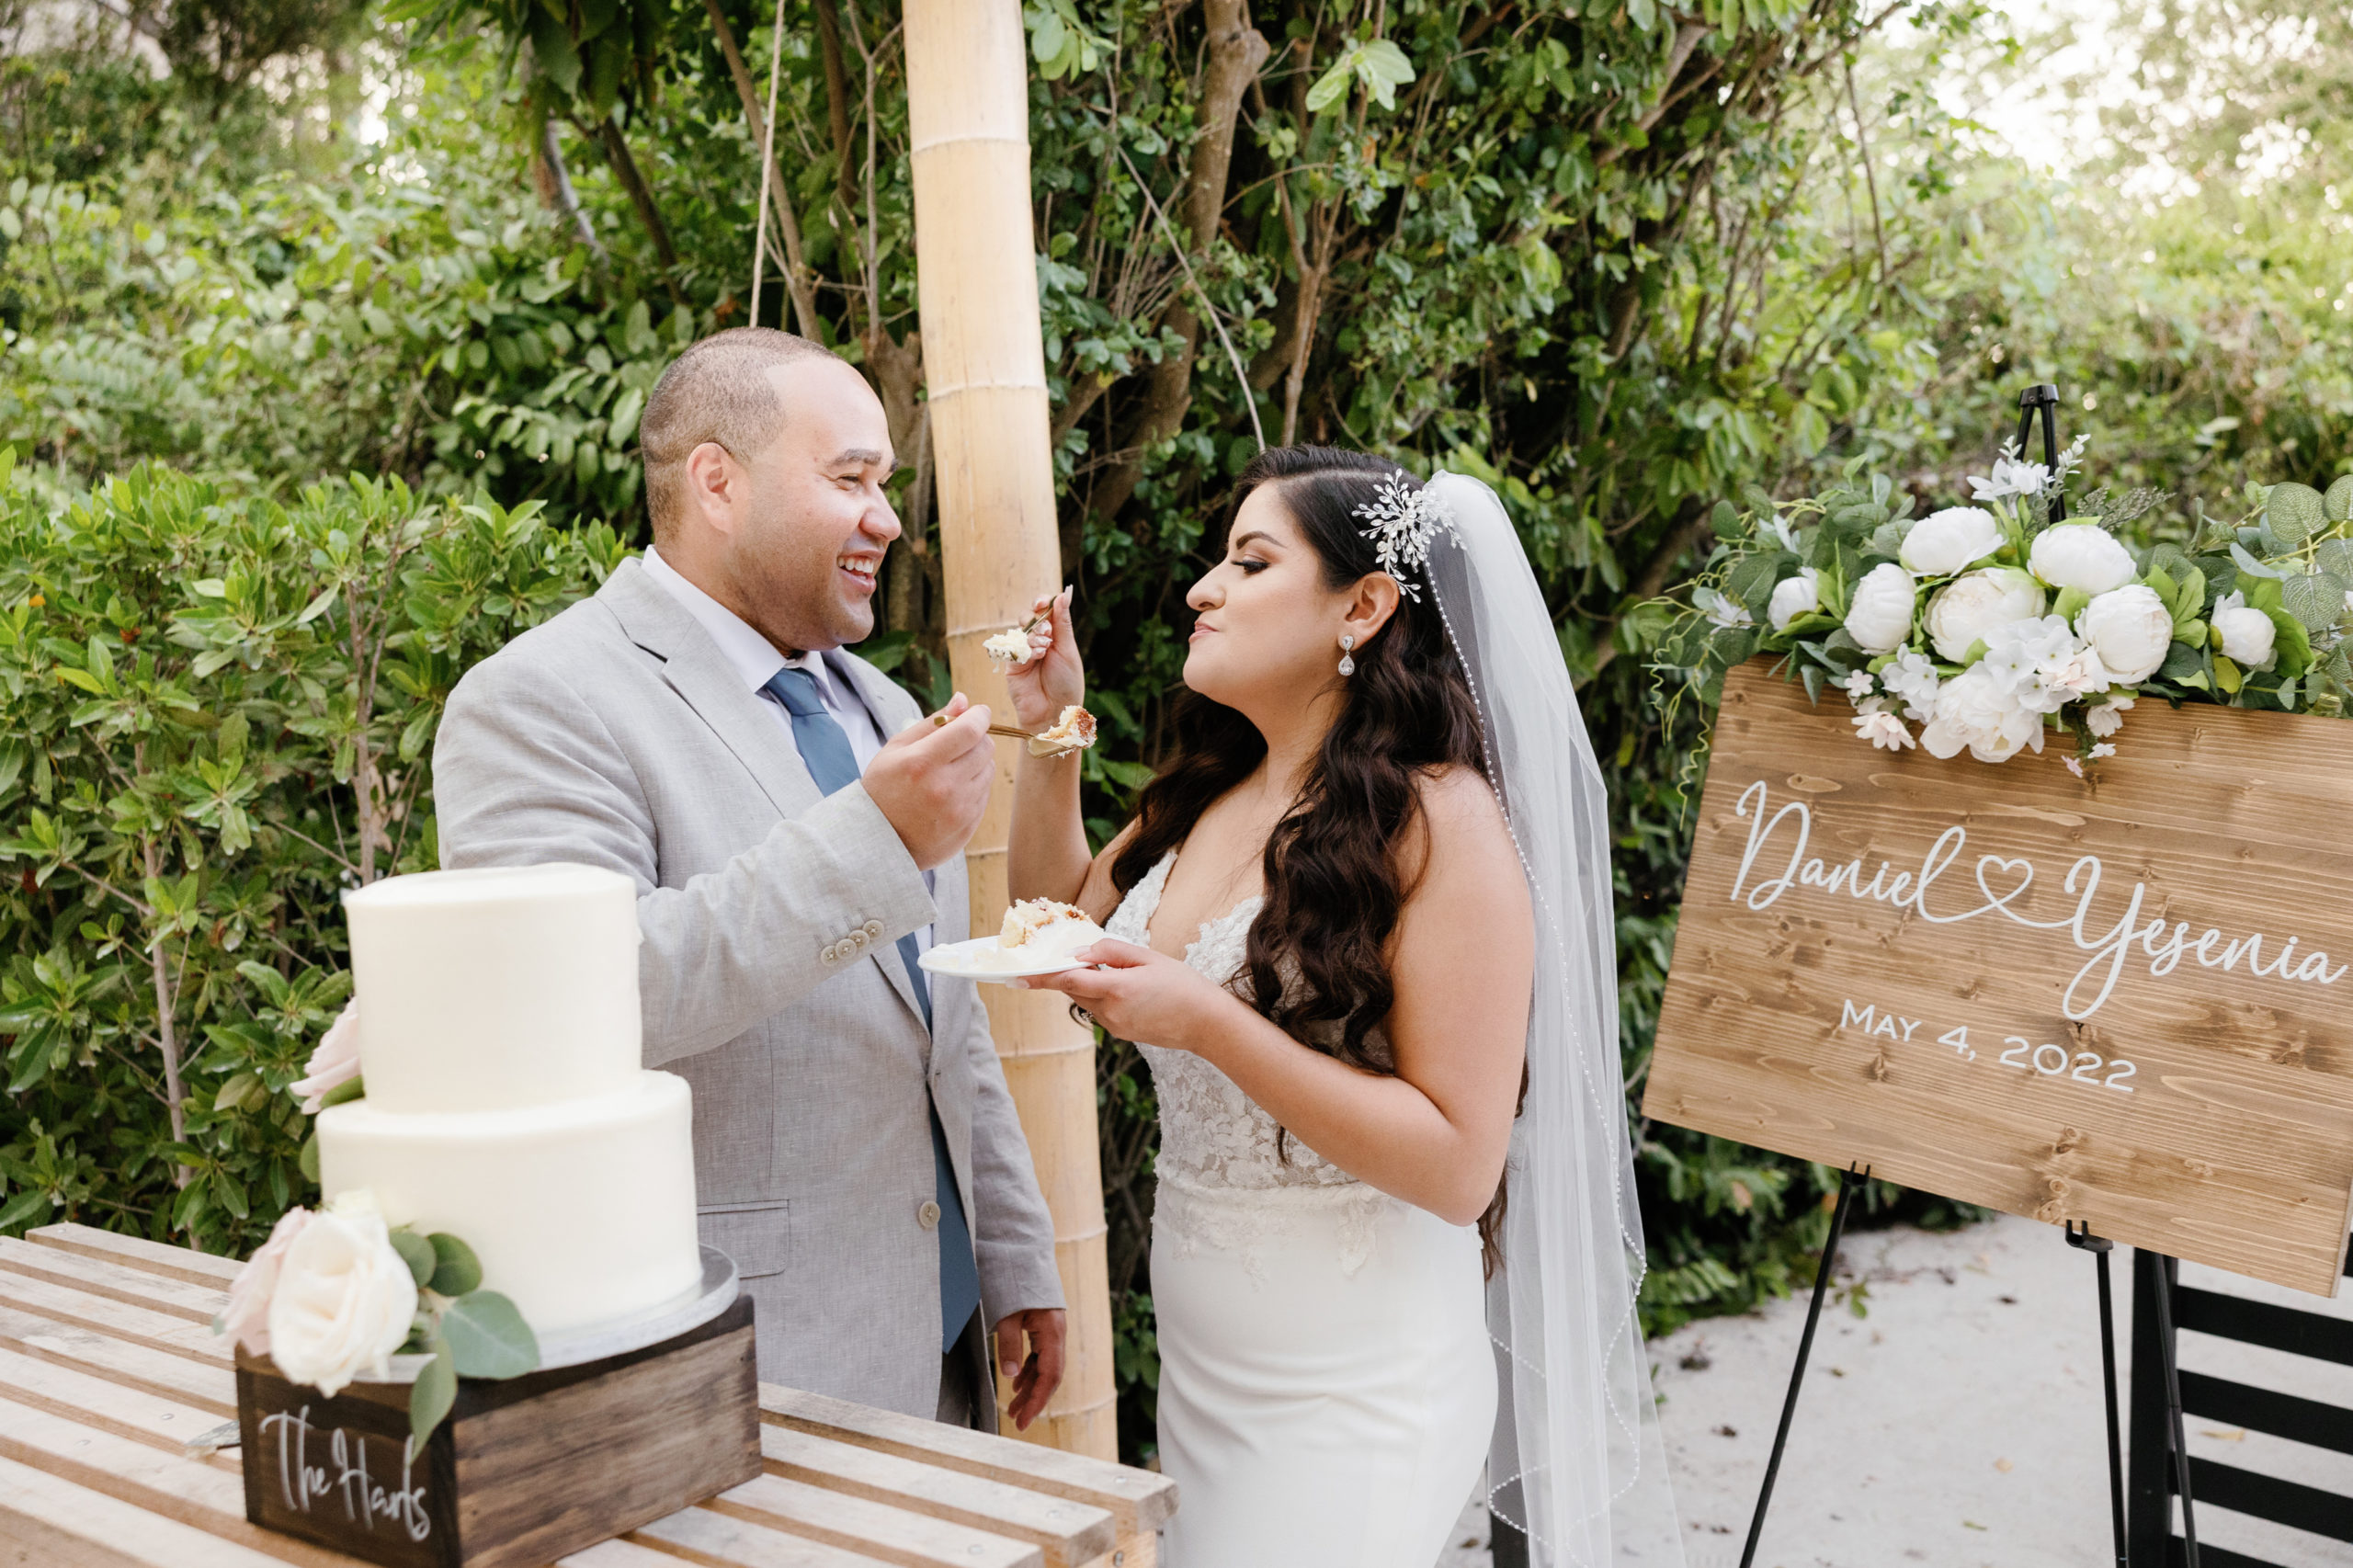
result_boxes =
[641,544,846,709]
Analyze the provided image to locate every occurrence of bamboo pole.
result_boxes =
[903,0,1116,1462]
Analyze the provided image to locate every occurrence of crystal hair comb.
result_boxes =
[1352,470,1455,602]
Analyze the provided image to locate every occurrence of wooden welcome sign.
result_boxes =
[1645,658,2353,1295]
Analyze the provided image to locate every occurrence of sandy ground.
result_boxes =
[1438,1211,2353,1567]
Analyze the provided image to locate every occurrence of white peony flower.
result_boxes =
[2084,695,2134,737]
[2211,591,2277,670]
[1849,699,1915,751]
[290,999,361,1115]
[1919,661,2045,763]
[265,1189,418,1398]
[1982,615,2111,713]
[2074,585,2174,685]
[1843,563,1917,655]
[2027,524,2137,595]
[1767,568,1821,631]
[1969,454,2052,502]
[1924,567,2047,663]
[1877,648,1942,721]
[1697,586,1754,630]
[1898,507,2004,577]
[216,1206,313,1358]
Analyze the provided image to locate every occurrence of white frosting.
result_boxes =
[344,864,641,1114]
[318,1073,700,1335]
[322,862,702,1338]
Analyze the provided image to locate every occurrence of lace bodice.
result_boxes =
[1107,852,1367,1199]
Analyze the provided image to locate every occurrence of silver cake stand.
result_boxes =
[358,1244,739,1383]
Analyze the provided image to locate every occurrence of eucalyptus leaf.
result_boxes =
[2314,538,2353,582]
[410,1342,457,1448]
[2229,541,2284,580]
[2279,572,2347,633]
[440,1290,539,1379]
[427,1233,483,1298]
[390,1228,438,1289]
[2265,482,2326,550]
[2326,475,2353,526]
[1710,501,1742,541]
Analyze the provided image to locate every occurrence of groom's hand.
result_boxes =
[994,1307,1067,1430]
[866,694,995,869]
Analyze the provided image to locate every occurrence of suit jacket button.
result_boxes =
[917,1200,942,1230]
[863,919,883,938]
[821,942,839,962]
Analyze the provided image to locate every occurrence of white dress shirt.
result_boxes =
[642,546,931,954]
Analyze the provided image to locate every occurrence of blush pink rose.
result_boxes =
[291,999,361,1114]
[215,1205,313,1356]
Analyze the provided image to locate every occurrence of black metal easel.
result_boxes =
[2016,381,2067,526]
[2066,1222,2131,1568]
[1735,1162,1870,1568]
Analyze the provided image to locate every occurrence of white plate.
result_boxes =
[919,935,1087,983]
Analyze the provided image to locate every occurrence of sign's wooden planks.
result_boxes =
[1645,658,2353,1295]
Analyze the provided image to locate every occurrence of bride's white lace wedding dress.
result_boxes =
[1108,849,1495,1568]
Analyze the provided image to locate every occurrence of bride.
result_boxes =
[1004,448,1682,1568]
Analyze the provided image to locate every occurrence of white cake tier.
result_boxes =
[317,1071,700,1336]
[345,863,641,1114]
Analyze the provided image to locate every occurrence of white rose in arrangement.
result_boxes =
[1843,563,1917,654]
[1919,662,2044,764]
[2027,523,2137,595]
[216,1206,313,1358]
[1898,507,2004,577]
[1768,568,1821,631]
[2211,591,2277,670]
[2074,585,2174,685]
[1924,567,2047,663]
[290,998,361,1114]
[1983,615,2110,713]
[265,1189,418,1398]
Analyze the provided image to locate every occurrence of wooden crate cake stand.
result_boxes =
[233,1294,761,1568]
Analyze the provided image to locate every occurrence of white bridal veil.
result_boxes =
[1421,472,1686,1565]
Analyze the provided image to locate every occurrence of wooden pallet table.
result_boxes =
[0,1224,1173,1568]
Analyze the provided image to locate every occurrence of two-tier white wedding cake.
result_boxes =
[316,863,702,1335]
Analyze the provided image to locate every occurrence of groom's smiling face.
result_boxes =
[726,356,902,653]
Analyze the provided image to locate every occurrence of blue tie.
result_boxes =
[761,664,980,1352]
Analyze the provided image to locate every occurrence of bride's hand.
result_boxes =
[1015,937,1240,1051]
[1002,586,1081,735]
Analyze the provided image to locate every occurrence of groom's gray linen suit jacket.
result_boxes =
[429,555,1063,1419]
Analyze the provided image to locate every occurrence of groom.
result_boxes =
[431,327,1065,1431]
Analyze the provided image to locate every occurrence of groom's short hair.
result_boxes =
[641,327,841,540]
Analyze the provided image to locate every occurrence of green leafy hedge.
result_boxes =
[0,454,622,1249]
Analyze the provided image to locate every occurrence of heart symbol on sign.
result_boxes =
[1974,856,2034,913]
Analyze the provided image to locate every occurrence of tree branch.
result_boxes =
[705,0,823,335]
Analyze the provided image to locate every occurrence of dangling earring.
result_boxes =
[1337,634,1357,677]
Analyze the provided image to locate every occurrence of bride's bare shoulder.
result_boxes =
[1399,765,1517,886]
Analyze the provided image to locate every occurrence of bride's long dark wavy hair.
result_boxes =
[1109,446,1516,1265]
